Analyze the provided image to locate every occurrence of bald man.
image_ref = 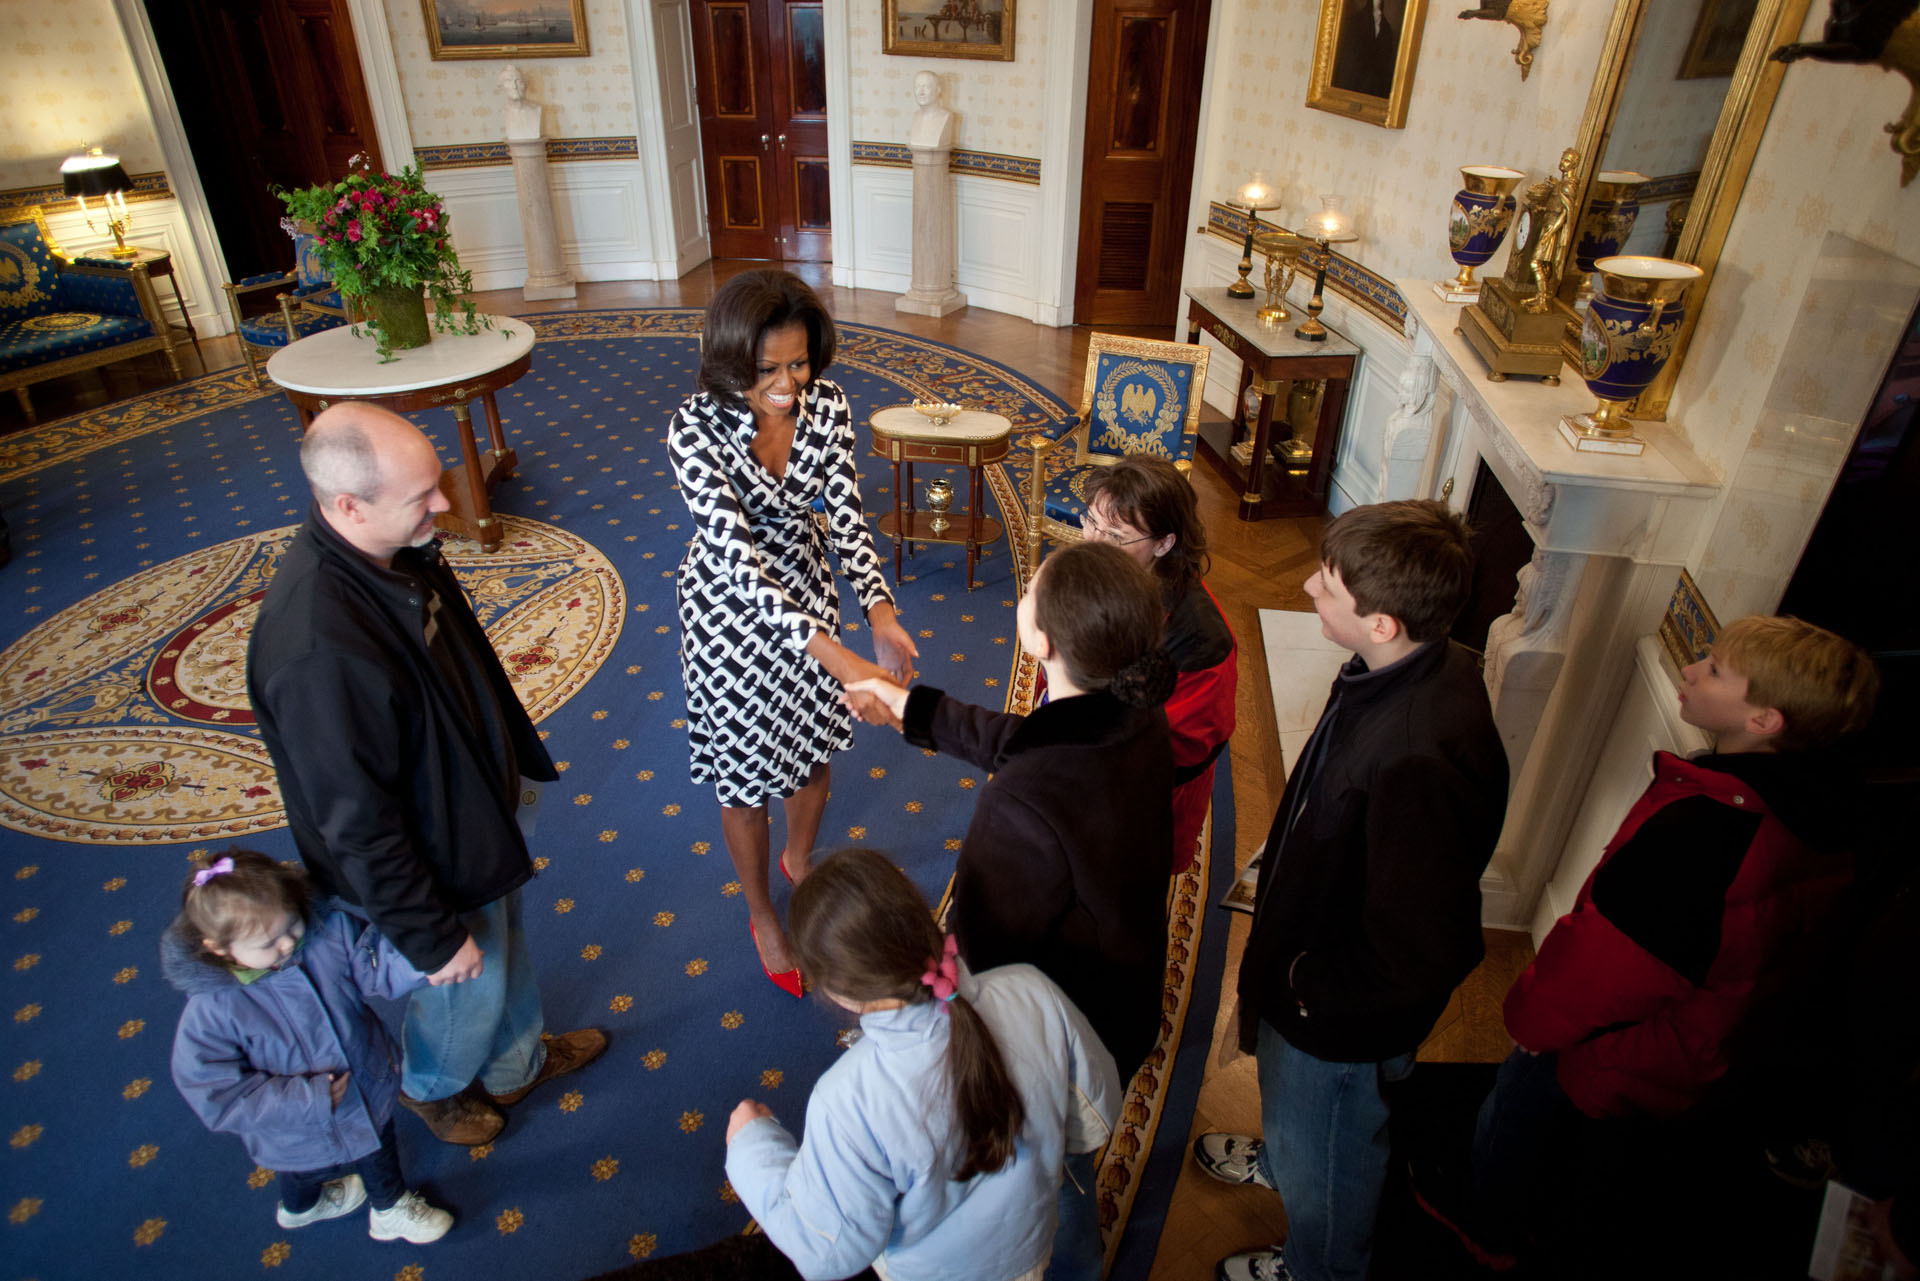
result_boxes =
[246,403,605,1146]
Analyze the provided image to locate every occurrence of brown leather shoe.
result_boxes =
[398,1088,505,1145]
[481,1029,610,1106]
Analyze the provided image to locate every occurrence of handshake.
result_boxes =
[842,676,909,731]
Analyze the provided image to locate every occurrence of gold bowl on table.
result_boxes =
[911,400,962,426]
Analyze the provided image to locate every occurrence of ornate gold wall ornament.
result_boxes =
[1457,0,1549,80]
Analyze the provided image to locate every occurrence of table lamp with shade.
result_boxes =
[1225,174,1284,299]
[1297,195,1357,342]
[61,148,137,259]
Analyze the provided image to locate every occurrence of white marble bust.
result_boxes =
[907,71,955,152]
[500,64,544,141]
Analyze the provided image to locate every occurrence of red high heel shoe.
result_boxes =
[749,919,804,999]
[777,853,796,887]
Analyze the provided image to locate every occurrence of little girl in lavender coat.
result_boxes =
[163,848,454,1243]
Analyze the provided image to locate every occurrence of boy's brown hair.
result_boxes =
[1319,499,1475,643]
[1711,615,1880,752]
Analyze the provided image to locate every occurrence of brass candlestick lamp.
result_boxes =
[1225,174,1284,299]
[61,148,138,258]
[1296,195,1357,342]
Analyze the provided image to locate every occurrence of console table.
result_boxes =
[1185,286,1360,521]
[266,316,535,552]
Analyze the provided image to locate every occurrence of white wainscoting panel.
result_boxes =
[434,162,666,291]
[844,166,1046,322]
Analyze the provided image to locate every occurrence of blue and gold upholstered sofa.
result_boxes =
[0,210,183,421]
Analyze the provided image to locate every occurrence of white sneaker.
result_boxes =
[275,1173,367,1228]
[368,1190,454,1244]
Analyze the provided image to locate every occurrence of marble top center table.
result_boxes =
[267,316,535,552]
[868,405,1013,592]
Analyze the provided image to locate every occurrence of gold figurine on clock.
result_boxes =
[1458,148,1578,383]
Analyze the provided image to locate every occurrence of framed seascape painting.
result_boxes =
[1306,0,1429,129]
[883,0,1016,62]
[422,0,590,60]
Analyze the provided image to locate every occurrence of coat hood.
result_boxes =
[159,915,239,997]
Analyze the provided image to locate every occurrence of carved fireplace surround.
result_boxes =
[1393,283,1722,930]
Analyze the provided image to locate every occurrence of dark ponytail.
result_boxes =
[1034,541,1174,706]
[789,848,1025,1180]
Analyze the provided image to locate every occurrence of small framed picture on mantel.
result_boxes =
[883,0,1016,62]
[1306,0,1430,130]
[421,0,590,60]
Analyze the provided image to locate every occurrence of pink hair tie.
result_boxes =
[920,934,960,1003]
[192,857,235,888]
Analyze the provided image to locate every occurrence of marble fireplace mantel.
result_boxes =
[1394,283,1721,928]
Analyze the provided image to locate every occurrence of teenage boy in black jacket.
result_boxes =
[249,403,605,1146]
[1192,500,1510,1281]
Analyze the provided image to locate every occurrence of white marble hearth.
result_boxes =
[1395,282,1723,930]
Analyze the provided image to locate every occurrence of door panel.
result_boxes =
[1074,0,1210,325]
[690,0,829,261]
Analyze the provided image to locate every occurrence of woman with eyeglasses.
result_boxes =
[1081,456,1237,874]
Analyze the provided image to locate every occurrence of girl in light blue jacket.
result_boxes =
[724,848,1122,1281]
[164,849,454,1244]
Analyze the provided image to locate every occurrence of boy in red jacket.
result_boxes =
[1463,614,1879,1267]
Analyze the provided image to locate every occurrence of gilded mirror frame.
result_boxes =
[1554,0,1811,420]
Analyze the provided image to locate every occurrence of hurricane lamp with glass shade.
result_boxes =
[1296,196,1357,342]
[61,148,137,258]
[1225,174,1284,299]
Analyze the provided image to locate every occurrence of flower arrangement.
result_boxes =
[277,156,486,358]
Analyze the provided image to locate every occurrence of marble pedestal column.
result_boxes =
[508,136,576,301]
[897,146,966,318]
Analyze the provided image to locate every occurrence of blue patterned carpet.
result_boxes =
[0,310,1228,1280]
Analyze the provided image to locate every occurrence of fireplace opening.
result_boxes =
[1451,460,1534,656]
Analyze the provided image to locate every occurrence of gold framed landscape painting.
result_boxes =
[1306,0,1429,129]
[1678,0,1759,80]
[883,0,1016,61]
[422,0,590,60]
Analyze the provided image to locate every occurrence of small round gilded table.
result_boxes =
[867,405,1012,592]
[266,316,535,552]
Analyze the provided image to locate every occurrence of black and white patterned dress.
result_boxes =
[670,378,895,807]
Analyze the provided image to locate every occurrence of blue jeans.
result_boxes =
[1043,1149,1102,1281]
[280,1118,407,1212]
[1254,1021,1413,1281]
[401,889,546,1101]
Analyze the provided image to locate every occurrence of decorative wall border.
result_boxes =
[0,171,174,217]
[414,136,642,170]
[850,140,1041,184]
[1204,201,1407,331]
[1636,171,1700,205]
[1657,567,1720,673]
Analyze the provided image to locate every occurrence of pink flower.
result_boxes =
[347,220,362,241]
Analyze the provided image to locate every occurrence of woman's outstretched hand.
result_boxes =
[869,605,919,684]
[844,676,908,730]
[726,1099,773,1144]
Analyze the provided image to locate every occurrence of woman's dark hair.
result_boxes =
[789,848,1024,1182]
[1033,541,1176,707]
[697,269,837,407]
[179,848,310,964]
[1083,455,1211,599]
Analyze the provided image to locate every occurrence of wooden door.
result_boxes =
[145,0,384,282]
[1073,0,1212,326]
[689,0,831,261]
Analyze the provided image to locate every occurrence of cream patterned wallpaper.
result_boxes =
[846,0,1048,158]
[0,0,166,193]
[379,0,640,147]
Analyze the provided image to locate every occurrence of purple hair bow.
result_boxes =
[192,857,235,888]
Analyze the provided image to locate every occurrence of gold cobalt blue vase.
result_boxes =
[1446,166,1526,298]
[1574,170,1648,298]
[1560,255,1703,455]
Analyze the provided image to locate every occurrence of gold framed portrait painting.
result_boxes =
[422,0,590,60]
[882,0,1016,61]
[1306,0,1430,129]
[1677,0,1760,80]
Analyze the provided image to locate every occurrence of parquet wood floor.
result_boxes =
[5,270,1531,1278]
